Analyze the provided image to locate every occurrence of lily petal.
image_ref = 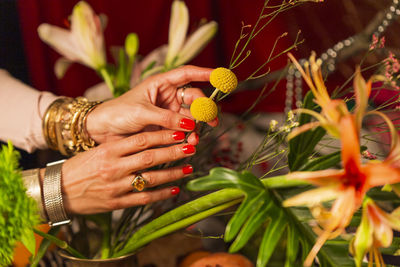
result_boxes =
[283,185,341,207]
[175,21,217,67]
[354,67,371,130]
[363,162,400,188]
[367,203,393,247]
[38,23,88,64]
[70,1,106,69]
[340,115,361,170]
[286,169,344,186]
[54,57,73,79]
[165,0,189,67]
[287,121,321,140]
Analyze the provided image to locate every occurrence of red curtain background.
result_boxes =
[16,0,391,112]
[16,0,293,112]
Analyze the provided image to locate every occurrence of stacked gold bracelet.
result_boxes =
[43,97,101,156]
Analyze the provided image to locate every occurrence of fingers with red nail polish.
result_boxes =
[173,131,185,141]
[180,118,196,131]
[171,187,180,195]
[182,144,195,154]
[182,165,193,175]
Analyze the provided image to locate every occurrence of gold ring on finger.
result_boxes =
[131,173,146,192]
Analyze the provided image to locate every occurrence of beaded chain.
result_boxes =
[285,0,400,114]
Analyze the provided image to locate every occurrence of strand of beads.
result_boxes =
[285,0,400,116]
[285,59,305,114]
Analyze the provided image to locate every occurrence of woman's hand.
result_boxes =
[86,65,217,144]
[45,130,195,215]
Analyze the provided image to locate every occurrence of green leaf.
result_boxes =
[21,227,36,255]
[285,222,300,267]
[257,209,287,267]
[225,192,265,242]
[288,91,326,171]
[229,200,274,252]
[299,151,341,171]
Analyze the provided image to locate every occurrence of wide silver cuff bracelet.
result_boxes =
[43,159,71,227]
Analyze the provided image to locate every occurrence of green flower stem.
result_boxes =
[209,89,219,101]
[100,215,112,259]
[114,198,242,257]
[99,67,115,94]
[262,175,308,188]
[33,228,86,259]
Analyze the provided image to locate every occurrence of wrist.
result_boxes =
[85,102,103,144]
[42,97,102,156]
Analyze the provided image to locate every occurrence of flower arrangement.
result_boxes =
[6,0,400,267]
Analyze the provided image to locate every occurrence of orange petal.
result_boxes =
[363,162,400,188]
[286,169,344,186]
[283,185,341,207]
[339,115,361,170]
[354,67,370,129]
[367,111,400,166]
[367,204,393,247]
[328,186,356,229]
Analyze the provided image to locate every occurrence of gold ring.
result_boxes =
[131,173,146,192]
[179,84,191,109]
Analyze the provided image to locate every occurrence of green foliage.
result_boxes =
[288,91,326,171]
[187,167,356,267]
[0,142,39,266]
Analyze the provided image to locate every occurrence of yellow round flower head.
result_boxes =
[210,67,238,93]
[190,97,218,122]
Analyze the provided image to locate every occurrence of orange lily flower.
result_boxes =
[283,114,400,266]
[287,52,372,139]
[350,197,400,267]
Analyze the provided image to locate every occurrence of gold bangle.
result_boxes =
[42,97,101,156]
[22,168,47,222]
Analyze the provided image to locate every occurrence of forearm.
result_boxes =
[0,69,58,152]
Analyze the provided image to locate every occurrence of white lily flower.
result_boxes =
[165,0,217,70]
[38,1,106,77]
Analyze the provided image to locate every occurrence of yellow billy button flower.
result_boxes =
[210,67,238,94]
[190,97,218,122]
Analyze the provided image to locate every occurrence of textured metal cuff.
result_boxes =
[43,159,71,227]
[22,168,47,222]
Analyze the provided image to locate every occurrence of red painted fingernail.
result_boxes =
[182,144,195,154]
[180,118,195,131]
[214,117,219,126]
[173,131,185,140]
[171,187,180,195]
[182,165,193,175]
[194,133,199,143]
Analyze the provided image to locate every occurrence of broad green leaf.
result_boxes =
[187,167,264,192]
[229,201,274,252]
[288,91,326,171]
[225,192,265,242]
[285,222,300,267]
[299,151,341,171]
[257,209,287,267]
